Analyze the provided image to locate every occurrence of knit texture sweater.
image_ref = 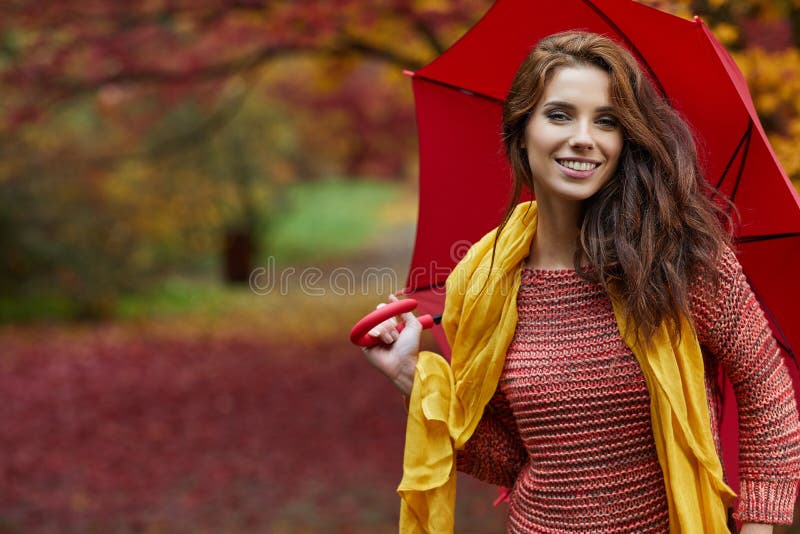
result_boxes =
[456,248,800,532]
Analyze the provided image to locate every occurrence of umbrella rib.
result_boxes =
[714,119,752,191]
[581,0,669,100]
[412,75,505,105]
[735,232,800,244]
[727,119,753,204]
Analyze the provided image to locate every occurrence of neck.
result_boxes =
[527,199,581,269]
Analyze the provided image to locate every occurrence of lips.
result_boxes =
[554,158,603,180]
[556,158,600,171]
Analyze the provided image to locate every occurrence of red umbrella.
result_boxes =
[388,0,800,498]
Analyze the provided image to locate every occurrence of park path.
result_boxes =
[0,217,506,533]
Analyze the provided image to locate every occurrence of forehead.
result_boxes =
[540,65,613,107]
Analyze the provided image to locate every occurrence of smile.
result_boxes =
[557,159,599,171]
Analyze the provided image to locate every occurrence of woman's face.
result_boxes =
[523,64,623,211]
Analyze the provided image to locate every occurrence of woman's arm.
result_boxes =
[692,247,800,525]
[362,294,527,491]
[456,386,528,489]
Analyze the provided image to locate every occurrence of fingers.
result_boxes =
[365,293,412,345]
[368,300,399,344]
[388,293,421,334]
[368,326,397,345]
[399,307,421,333]
[359,294,421,391]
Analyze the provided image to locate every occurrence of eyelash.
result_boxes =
[546,111,570,121]
[596,116,618,127]
[545,111,618,128]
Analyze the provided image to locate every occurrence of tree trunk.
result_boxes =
[223,225,255,284]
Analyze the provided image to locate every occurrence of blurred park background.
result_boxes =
[2,0,800,532]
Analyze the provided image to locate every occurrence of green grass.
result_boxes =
[0,294,80,322]
[115,276,252,320]
[265,178,405,263]
[119,178,412,321]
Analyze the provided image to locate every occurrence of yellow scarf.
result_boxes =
[397,201,735,533]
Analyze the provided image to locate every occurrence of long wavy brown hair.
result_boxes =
[499,31,732,341]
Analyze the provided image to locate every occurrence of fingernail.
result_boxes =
[368,329,379,336]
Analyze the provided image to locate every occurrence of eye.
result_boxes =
[596,115,619,128]
[546,110,570,122]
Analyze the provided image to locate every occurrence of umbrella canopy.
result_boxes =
[402,0,800,495]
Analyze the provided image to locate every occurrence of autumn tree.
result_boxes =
[1,0,798,317]
[0,0,491,315]
[644,0,800,182]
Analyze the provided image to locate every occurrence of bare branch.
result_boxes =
[38,36,425,100]
[44,44,316,96]
[411,16,447,55]
[337,34,427,69]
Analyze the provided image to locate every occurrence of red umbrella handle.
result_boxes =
[350,299,435,347]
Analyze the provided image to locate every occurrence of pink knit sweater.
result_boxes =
[456,249,800,532]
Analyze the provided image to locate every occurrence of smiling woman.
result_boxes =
[361,31,800,534]
[521,64,623,269]
[500,31,732,338]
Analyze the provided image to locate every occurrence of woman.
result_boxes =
[363,31,800,533]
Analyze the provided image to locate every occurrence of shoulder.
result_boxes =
[717,244,743,279]
[447,202,534,286]
[692,244,742,294]
[689,243,749,330]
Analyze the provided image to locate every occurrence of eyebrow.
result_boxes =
[542,100,616,113]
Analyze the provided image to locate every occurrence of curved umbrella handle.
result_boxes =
[350,298,435,347]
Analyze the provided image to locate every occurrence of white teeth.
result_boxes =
[558,160,598,171]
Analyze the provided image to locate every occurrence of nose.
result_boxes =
[569,121,595,150]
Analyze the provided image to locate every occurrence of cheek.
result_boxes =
[521,123,536,151]
[603,134,624,165]
[613,132,624,156]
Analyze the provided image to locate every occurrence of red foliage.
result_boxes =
[0,0,488,124]
[0,327,413,530]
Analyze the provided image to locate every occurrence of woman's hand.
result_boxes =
[360,294,421,397]
[740,523,772,534]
